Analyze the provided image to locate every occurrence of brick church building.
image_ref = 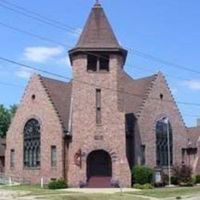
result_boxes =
[5,2,200,187]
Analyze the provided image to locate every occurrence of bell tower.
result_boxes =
[68,2,131,187]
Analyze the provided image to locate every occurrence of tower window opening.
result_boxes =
[87,54,109,72]
[87,54,97,71]
[99,55,109,71]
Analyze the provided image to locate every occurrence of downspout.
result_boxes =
[64,95,73,181]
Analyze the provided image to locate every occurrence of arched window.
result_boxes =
[24,119,40,168]
[156,119,173,167]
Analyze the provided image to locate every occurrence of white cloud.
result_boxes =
[183,80,200,90]
[15,67,34,80]
[23,46,64,63]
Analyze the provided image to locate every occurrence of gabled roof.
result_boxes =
[187,127,200,148]
[122,72,158,116]
[39,76,72,132]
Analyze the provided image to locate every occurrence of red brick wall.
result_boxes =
[136,73,187,168]
[5,75,64,184]
[67,54,131,187]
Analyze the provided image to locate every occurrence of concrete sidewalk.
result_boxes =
[60,188,140,194]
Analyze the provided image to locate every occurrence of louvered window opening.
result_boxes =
[24,119,41,168]
[87,54,109,72]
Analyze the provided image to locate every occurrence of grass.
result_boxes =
[1,184,72,196]
[132,185,200,198]
[1,184,200,199]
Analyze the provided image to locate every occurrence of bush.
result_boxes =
[195,175,200,184]
[48,179,67,189]
[171,176,179,185]
[133,183,153,190]
[172,164,193,186]
[132,165,153,185]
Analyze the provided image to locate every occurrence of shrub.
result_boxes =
[132,165,153,185]
[133,183,153,190]
[171,176,179,185]
[48,178,67,189]
[172,164,193,186]
[195,175,200,184]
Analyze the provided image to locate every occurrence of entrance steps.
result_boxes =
[87,176,111,188]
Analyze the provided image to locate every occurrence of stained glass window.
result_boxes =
[24,119,40,168]
[156,120,173,166]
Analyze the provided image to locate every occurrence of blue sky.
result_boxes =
[0,0,200,127]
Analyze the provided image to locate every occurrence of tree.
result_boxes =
[0,105,10,138]
[0,104,18,138]
[9,104,18,119]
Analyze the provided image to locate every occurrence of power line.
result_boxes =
[131,49,200,75]
[0,1,80,35]
[0,21,68,47]
[1,0,200,77]
[0,20,196,84]
[0,55,200,108]
[0,0,79,33]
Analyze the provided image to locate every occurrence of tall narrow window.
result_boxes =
[96,89,101,124]
[141,145,146,165]
[51,146,57,167]
[156,120,173,167]
[24,119,41,168]
[10,149,15,168]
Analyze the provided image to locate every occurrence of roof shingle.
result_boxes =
[76,3,120,49]
[40,76,72,132]
[122,72,158,116]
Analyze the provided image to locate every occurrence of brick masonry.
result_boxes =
[4,2,200,187]
[5,75,64,184]
[67,54,131,187]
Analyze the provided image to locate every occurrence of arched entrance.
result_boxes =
[87,150,112,188]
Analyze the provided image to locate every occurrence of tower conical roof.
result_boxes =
[69,2,127,62]
[76,2,120,49]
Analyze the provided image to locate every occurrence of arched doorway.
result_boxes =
[87,150,112,188]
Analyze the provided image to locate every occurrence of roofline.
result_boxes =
[68,47,128,65]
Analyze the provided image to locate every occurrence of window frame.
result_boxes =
[23,119,41,169]
[156,120,173,167]
[51,145,57,168]
[10,149,15,168]
[96,89,102,125]
[87,54,110,72]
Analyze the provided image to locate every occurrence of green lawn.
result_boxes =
[1,185,200,200]
[133,186,200,198]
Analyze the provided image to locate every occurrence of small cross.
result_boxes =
[95,0,99,4]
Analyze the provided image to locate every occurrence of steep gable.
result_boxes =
[121,71,157,116]
[39,76,72,132]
